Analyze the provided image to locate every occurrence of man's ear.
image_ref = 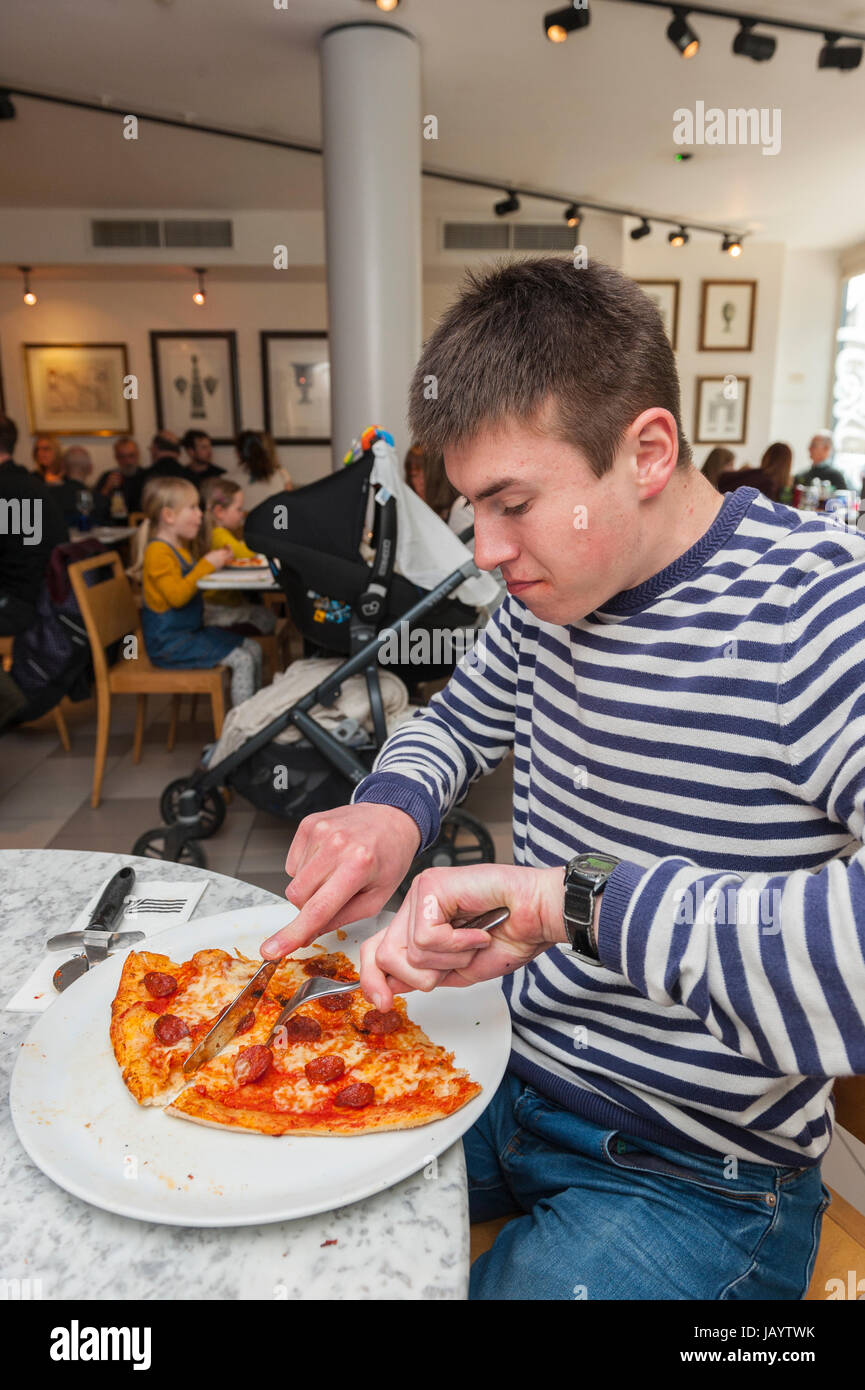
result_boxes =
[630,409,679,501]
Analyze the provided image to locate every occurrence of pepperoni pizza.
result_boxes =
[110,946,481,1135]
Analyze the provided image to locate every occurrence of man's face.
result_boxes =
[446,417,652,625]
[809,435,832,464]
[190,435,213,466]
[114,442,139,475]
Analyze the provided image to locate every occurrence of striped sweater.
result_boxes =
[353,487,865,1167]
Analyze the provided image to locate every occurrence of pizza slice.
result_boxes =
[111,947,481,1134]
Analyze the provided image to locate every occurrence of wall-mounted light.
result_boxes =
[667,9,699,59]
[19,265,37,306]
[192,267,207,306]
[819,34,863,70]
[722,234,743,257]
[630,218,651,240]
[564,203,581,227]
[668,226,689,247]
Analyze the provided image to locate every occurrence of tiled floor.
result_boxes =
[2,693,864,1220]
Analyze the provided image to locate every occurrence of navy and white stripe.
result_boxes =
[354,487,865,1166]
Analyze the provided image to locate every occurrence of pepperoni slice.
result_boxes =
[305,1054,346,1085]
[334,1082,375,1109]
[143,971,177,998]
[153,1014,189,1045]
[283,1015,322,1042]
[303,959,339,978]
[359,1009,401,1035]
[233,1045,273,1086]
[319,992,353,1012]
[235,1011,255,1035]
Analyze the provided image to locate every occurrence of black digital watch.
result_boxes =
[562,852,620,963]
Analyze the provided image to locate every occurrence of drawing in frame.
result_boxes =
[636,280,680,350]
[22,342,132,436]
[261,332,331,446]
[150,331,240,446]
[699,280,757,352]
[694,375,750,445]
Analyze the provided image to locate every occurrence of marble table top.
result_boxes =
[0,850,469,1300]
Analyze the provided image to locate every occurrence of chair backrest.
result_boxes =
[68,550,141,682]
[834,1077,865,1147]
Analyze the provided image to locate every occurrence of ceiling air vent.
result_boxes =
[91,219,160,248]
[513,224,575,251]
[443,222,576,253]
[443,223,509,251]
[163,219,233,248]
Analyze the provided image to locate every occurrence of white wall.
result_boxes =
[623,239,788,472]
[769,248,840,464]
[0,276,333,485]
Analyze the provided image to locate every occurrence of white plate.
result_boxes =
[10,904,511,1227]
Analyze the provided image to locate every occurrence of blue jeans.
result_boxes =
[465,1074,831,1300]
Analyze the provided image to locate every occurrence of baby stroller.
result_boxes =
[133,427,498,894]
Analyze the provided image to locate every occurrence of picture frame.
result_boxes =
[699,280,757,352]
[22,342,132,436]
[694,375,750,445]
[636,280,680,350]
[150,331,240,446]
[260,331,331,446]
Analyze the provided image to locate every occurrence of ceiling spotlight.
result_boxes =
[630,218,651,240]
[0,89,16,120]
[375,0,400,10]
[819,34,863,70]
[667,9,699,59]
[192,267,207,306]
[732,22,776,62]
[494,191,520,216]
[722,234,743,257]
[544,5,591,42]
[668,227,689,247]
[19,266,37,306]
[564,203,582,227]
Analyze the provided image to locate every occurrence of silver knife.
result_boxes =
[182,958,281,1075]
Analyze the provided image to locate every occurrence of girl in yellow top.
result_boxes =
[138,476,262,705]
[199,477,276,635]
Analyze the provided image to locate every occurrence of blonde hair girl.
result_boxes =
[137,475,262,705]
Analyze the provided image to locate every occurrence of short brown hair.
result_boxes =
[408,256,691,477]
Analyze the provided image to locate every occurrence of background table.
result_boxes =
[197,571,280,591]
[0,850,470,1300]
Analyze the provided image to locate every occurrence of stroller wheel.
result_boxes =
[158,778,227,839]
[131,828,206,868]
[397,808,496,897]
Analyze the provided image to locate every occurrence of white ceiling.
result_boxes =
[3,0,865,248]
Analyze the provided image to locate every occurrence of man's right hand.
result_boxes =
[259,803,422,958]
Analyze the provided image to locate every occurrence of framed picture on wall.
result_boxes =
[694,375,750,444]
[261,332,331,445]
[22,342,132,435]
[150,331,240,446]
[636,280,680,350]
[699,280,757,351]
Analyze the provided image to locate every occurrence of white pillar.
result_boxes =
[320,21,422,470]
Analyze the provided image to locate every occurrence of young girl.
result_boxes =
[138,476,262,706]
[199,477,276,635]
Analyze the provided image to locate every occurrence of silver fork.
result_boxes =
[264,905,509,1047]
[265,976,359,1046]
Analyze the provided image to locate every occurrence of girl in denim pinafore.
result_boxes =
[137,476,261,705]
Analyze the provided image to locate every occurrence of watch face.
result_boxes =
[575,852,618,878]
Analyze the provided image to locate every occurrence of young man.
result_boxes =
[261,257,858,1299]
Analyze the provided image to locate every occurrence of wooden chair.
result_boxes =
[0,635,71,750]
[469,1077,865,1300]
[68,551,228,808]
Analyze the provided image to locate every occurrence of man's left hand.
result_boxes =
[358,862,569,1011]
